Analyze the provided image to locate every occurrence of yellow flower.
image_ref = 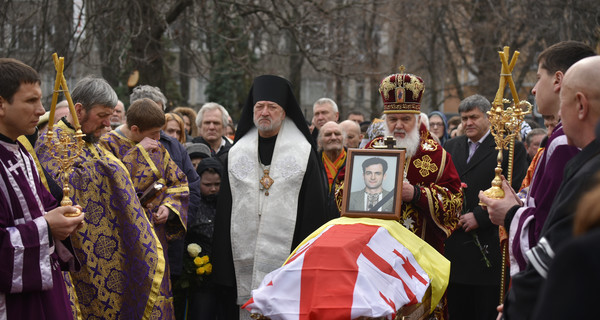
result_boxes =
[193,256,203,267]
[205,263,213,274]
[201,255,210,264]
[187,243,202,258]
[196,267,205,275]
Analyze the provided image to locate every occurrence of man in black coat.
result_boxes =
[444,94,527,320]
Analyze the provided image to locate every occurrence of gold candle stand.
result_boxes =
[45,53,86,217]
[480,46,532,303]
[480,47,532,202]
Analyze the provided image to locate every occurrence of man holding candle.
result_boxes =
[36,77,173,319]
[479,45,598,319]
[0,58,85,320]
[478,41,595,319]
[444,94,527,320]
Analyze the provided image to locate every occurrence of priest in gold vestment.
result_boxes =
[100,98,188,272]
[36,77,174,319]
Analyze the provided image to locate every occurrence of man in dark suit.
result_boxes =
[349,157,394,212]
[443,94,527,320]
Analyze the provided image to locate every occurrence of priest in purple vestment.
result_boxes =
[0,58,84,319]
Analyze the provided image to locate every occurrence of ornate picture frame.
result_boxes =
[341,148,406,220]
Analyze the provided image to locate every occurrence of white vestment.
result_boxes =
[229,118,311,304]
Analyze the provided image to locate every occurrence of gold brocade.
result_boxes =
[379,77,395,100]
[36,122,170,320]
[405,76,424,97]
[359,128,463,255]
[100,130,189,247]
[19,135,84,320]
[413,155,438,177]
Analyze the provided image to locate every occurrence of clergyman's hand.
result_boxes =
[479,179,522,226]
[44,206,85,240]
[152,205,169,225]
[401,180,415,202]
[139,137,160,152]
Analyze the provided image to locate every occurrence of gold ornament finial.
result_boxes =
[480,46,531,203]
[398,65,406,73]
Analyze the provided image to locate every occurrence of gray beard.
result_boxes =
[385,125,420,158]
[254,117,283,134]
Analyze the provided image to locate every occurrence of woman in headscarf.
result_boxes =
[428,111,449,146]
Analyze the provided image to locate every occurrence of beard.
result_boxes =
[79,113,102,143]
[254,116,283,133]
[82,132,99,143]
[385,123,421,158]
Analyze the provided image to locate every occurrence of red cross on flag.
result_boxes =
[242,217,450,320]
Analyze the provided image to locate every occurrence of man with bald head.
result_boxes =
[339,119,362,149]
[318,121,346,187]
[481,55,600,320]
[318,121,347,216]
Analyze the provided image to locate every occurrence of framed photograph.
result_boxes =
[341,148,406,220]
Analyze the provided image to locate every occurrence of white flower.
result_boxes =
[187,243,202,258]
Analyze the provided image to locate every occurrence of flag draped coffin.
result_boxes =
[243,217,450,320]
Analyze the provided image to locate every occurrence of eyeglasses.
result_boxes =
[430,123,444,128]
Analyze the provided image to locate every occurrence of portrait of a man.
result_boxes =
[349,157,395,212]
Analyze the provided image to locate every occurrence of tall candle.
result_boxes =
[51,54,80,129]
[48,54,63,132]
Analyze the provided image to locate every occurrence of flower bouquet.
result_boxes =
[176,243,212,290]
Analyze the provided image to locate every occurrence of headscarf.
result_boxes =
[428,111,449,145]
[196,157,223,177]
[235,75,315,150]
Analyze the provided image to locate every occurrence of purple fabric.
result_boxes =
[0,141,73,319]
[466,141,479,163]
[511,123,580,270]
[37,122,172,319]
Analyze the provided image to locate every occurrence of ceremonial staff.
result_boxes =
[480,46,532,302]
[45,53,86,217]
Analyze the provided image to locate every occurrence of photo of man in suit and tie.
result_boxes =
[349,157,395,212]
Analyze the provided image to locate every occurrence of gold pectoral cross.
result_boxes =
[259,169,274,196]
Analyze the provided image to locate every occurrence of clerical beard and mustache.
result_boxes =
[384,116,421,158]
[254,116,283,133]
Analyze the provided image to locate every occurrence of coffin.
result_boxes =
[243,217,449,320]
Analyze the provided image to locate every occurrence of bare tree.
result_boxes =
[2,0,598,115]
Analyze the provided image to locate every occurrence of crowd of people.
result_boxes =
[1,39,599,320]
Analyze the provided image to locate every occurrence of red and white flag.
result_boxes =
[242,218,448,320]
